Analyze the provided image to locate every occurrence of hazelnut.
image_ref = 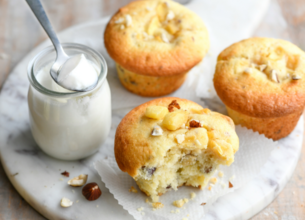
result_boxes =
[229,181,233,188]
[61,171,69,177]
[67,174,88,187]
[82,182,102,201]
[60,197,73,207]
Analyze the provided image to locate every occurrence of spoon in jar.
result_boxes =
[26,0,98,92]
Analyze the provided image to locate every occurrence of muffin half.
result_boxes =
[214,37,305,140]
[104,0,209,96]
[114,97,239,202]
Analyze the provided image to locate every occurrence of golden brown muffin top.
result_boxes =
[104,0,209,76]
[214,37,305,118]
[114,97,239,177]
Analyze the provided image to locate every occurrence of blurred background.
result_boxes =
[0,0,304,219]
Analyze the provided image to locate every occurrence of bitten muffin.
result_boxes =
[214,37,305,140]
[114,97,239,202]
[104,0,209,97]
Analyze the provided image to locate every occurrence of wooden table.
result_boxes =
[0,0,304,219]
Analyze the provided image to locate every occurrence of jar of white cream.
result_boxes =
[27,43,111,160]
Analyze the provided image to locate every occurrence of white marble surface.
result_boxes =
[1,0,303,219]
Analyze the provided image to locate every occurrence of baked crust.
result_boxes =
[114,97,239,177]
[116,63,188,97]
[104,0,209,76]
[214,37,305,118]
[227,106,302,140]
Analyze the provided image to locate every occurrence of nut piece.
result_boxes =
[229,181,233,188]
[68,174,88,187]
[145,106,168,120]
[82,182,102,201]
[189,120,201,128]
[61,171,69,177]
[168,100,181,112]
[151,125,163,136]
[292,74,301,80]
[258,64,267,71]
[270,69,280,83]
[161,32,169,43]
[176,134,185,144]
[114,17,124,24]
[60,197,73,207]
[166,10,175,20]
[244,68,252,74]
[125,14,132,26]
[152,202,164,209]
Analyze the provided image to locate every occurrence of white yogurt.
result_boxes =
[57,54,98,91]
[28,54,111,160]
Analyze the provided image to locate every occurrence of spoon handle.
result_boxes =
[26,0,68,58]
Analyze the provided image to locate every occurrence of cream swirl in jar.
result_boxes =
[27,43,111,160]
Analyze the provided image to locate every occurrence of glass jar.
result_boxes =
[27,43,111,160]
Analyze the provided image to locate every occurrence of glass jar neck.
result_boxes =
[27,43,107,98]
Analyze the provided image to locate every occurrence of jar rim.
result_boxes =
[27,43,108,97]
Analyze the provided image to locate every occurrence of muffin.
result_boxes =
[104,0,209,97]
[214,37,305,140]
[114,97,239,202]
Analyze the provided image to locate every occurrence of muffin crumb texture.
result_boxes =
[173,198,189,208]
[114,98,239,202]
[152,202,164,209]
[129,186,138,193]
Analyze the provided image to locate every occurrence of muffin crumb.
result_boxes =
[218,171,224,177]
[173,198,188,208]
[152,202,164,209]
[137,207,144,212]
[210,177,217,184]
[129,186,138,193]
[190,192,196,200]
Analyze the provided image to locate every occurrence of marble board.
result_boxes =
[1,0,303,219]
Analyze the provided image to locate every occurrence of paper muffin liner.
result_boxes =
[95,126,277,220]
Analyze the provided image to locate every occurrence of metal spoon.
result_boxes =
[26,0,97,92]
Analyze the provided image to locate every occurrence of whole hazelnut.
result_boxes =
[82,182,102,201]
